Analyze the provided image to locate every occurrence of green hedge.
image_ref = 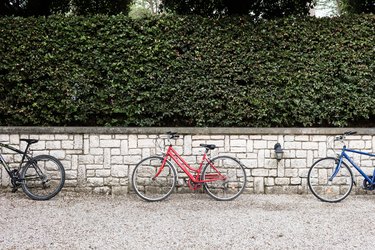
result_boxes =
[0,15,374,127]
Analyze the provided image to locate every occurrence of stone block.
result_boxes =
[129,135,138,148]
[275,178,290,185]
[100,140,120,148]
[284,141,302,150]
[62,141,74,150]
[50,150,65,159]
[96,169,111,177]
[290,159,307,168]
[111,156,123,164]
[285,169,298,177]
[252,169,269,176]
[253,177,264,194]
[124,155,142,164]
[291,178,301,185]
[231,139,247,147]
[302,142,319,150]
[112,186,129,195]
[111,165,128,177]
[349,140,365,149]
[138,139,154,148]
[254,140,267,149]
[73,135,83,149]
[87,177,104,186]
[90,148,104,155]
[89,135,100,148]
[294,135,309,141]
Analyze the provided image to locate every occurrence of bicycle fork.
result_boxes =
[152,156,168,181]
[329,157,356,186]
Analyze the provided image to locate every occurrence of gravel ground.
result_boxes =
[1,191,375,250]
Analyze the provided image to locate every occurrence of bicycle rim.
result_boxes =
[202,156,246,201]
[21,155,65,200]
[132,156,177,202]
[308,157,353,202]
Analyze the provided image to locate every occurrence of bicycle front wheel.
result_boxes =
[202,156,247,201]
[132,156,177,202]
[308,157,353,202]
[21,155,65,200]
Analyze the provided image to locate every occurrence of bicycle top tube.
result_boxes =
[0,142,25,155]
[0,141,34,167]
[343,147,375,157]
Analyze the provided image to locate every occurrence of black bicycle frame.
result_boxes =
[0,142,31,176]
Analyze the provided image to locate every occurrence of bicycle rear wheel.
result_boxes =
[21,155,65,200]
[132,156,177,202]
[202,156,246,201]
[308,157,353,202]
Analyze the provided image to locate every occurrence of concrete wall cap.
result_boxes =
[0,127,374,135]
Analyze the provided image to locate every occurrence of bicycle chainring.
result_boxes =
[363,176,375,191]
[10,169,21,191]
[187,179,202,191]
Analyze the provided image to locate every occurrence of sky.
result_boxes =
[314,0,340,17]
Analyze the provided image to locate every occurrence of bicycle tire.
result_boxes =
[21,155,65,200]
[132,156,177,202]
[308,157,353,203]
[202,156,247,201]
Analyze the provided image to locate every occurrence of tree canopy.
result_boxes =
[1,0,373,17]
[161,0,315,19]
[0,0,133,16]
[340,0,374,14]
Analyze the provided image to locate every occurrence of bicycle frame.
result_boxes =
[0,142,31,176]
[158,145,225,184]
[332,146,375,184]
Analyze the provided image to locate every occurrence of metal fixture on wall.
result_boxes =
[274,143,284,161]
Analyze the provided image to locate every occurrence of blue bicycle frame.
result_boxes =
[332,146,375,184]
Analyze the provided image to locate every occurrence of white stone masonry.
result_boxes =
[1,128,374,195]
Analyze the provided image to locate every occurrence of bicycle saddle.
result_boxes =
[21,139,39,144]
[200,144,216,150]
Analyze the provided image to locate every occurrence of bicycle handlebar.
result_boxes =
[166,131,179,139]
[334,131,357,141]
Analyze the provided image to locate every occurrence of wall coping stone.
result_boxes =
[1,127,375,135]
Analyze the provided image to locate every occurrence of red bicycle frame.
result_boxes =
[155,144,226,188]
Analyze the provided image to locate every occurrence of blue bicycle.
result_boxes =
[308,131,375,202]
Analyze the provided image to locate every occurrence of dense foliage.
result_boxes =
[341,0,375,14]
[161,0,314,19]
[0,0,133,16]
[0,14,374,127]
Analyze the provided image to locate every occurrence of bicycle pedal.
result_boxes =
[11,187,18,193]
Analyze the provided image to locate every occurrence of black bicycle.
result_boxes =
[0,139,65,200]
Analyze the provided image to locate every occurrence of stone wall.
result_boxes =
[1,127,375,195]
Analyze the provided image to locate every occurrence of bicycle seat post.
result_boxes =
[205,148,210,154]
[20,139,38,163]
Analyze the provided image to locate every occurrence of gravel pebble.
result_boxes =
[1,192,375,249]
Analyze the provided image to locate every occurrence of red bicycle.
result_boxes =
[132,132,247,201]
